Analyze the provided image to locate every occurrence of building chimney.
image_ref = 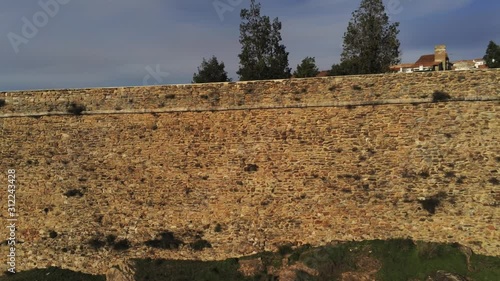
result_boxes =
[434,45,447,63]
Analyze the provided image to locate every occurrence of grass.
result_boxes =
[67,102,86,115]
[297,243,358,280]
[3,240,499,281]
[133,258,246,281]
[0,267,104,281]
[370,239,468,280]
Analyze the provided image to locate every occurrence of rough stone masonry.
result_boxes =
[0,69,499,275]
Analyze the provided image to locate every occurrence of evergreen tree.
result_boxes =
[293,57,320,78]
[483,41,500,68]
[192,56,231,83]
[237,0,291,81]
[337,0,401,75]
[329,60,360,76]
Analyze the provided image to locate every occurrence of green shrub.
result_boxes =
[67,102,86,115]
[88,237,105,249]
[419,192,447,214]
[214,223,222,233]
[445,171,456,178]
[0,267,105,280]
[432,91,451,102]
[278,244,293,256]
[64,189,83,197]
[244,164,259,172]
[419,171,430,178]
[190,239,212,251]
[106,234,116,245]
[0,99,5,107]
[133,258,244,281]
[419,198,440,214]
[112,239,130,251]
[456,176,466,184]
[145,231,183,249]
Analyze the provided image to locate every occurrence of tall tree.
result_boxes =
[237,0,291,81]
[337,0,401,75]
[483,41,500,68]
[329,60,359,76]
[293,57,320,78]
[192,56,231,83]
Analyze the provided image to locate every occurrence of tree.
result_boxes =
[337,0,401,75]
[329,59,360,76]
[293,57,320,78]
[483,41,500,68]
[192,56,231,83]
[237,0,291,81]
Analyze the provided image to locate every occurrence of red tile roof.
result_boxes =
[389,63,415,71]
[414,54,440,67]
[316,71,329,77]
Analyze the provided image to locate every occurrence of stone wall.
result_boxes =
[0,70,499,275]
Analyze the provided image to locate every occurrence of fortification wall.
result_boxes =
[0,70,499,275]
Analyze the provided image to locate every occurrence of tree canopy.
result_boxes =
[293,57,320,78]
[192,56,231,83]
[237,0,291,81]
[335,0,401,75]
[483,41,500,68]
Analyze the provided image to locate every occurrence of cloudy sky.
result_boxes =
[0,0,498,91]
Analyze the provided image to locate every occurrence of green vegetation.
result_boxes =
[214,223,222,232]
[48,230,58,239]
[133,258,246,281]
[488,177,499,185]
[294,242,358,280]
[371,239,467,280]
[293,57,320,78]
[332,0,401,75]
[64,189,84,197]
[88,234,130,251]
[0,267,104,281]
[112,239,131,251]
[67,102,86,115]
[192,56,231,83]
[3,240,499,281]
[432,90,451,102]
[244,164,259,172]
[190,239,212,251]
[144,231,183,249]
[237,0,291,81]
[134,240,499,281]
[483,41,500,68]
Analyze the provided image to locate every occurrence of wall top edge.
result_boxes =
[1,69,499,94]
